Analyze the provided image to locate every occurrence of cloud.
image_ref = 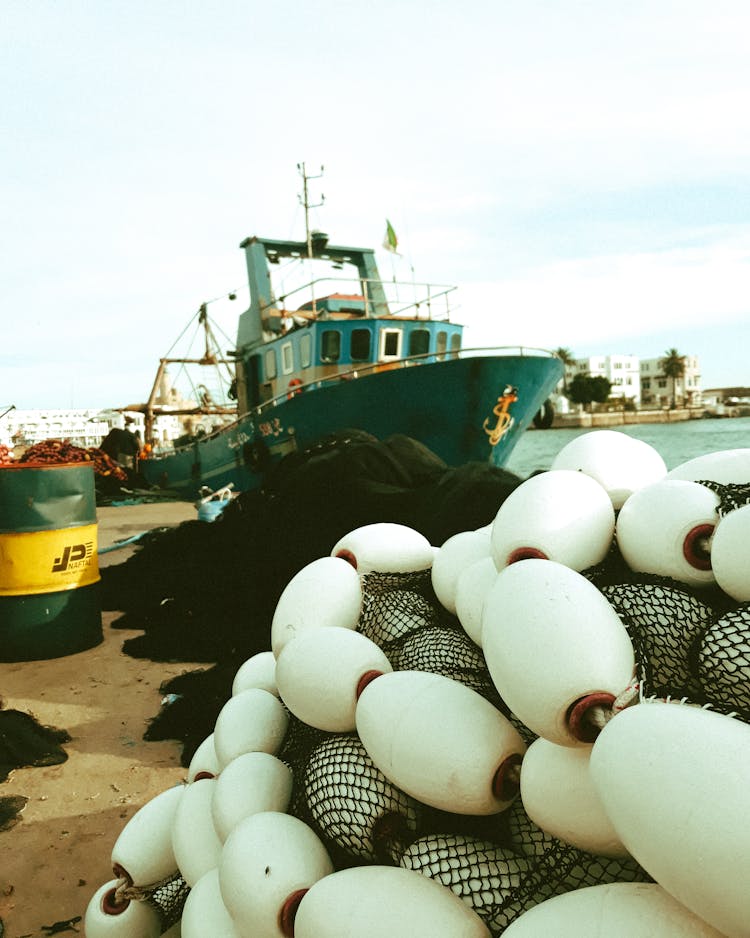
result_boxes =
[459,234,750,354]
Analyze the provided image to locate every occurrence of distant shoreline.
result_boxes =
[544,407,750,430]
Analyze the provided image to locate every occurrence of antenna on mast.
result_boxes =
[297,162,325,315]
[297,162,325,258]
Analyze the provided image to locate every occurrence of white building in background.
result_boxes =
[566,354,642,404]
[0,408,182,453]
[0,409,111,449]
[640,355,702,407]
[558,352,703,409]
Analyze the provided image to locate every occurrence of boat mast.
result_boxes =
[297,162,324,316]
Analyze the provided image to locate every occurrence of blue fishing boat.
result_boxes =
[135,172,563,496]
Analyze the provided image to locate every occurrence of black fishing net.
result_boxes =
[599,582,712,700]
[696,479,750,516]
[357,570,502,706]
[301,733,424,864]
[392,828,648,934]
[0,794,27,833]
[0,709,70,782]
[144,872,190,931]
[101,432,521,665]
[698,605,750,713]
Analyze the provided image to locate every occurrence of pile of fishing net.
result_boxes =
[16,438,128,482]
[101,431,519,662]
[86,430,750,935]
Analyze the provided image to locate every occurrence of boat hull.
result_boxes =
[140,353,562,496]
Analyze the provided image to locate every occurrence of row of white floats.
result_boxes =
[85,433,750,937]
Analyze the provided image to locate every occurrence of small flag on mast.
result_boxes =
[383,219,399,254]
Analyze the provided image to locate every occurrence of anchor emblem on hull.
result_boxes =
[483,385,518,446]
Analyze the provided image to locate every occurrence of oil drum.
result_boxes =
[0,462,102,661]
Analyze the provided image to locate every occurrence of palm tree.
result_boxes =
[659,348,686,408]
[554,347,576,393]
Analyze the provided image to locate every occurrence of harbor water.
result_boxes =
[505,416,750,478]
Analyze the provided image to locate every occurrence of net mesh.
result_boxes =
[698,605,750,713]
[696,479,750,516]
[301,733,424,863]
[131,871,189,930]
[599,582,712,699]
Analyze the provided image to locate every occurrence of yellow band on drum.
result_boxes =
[0,524,100,596]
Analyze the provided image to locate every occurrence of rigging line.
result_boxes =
[162,288,244,357]
[164,308,203,358]
[203,320,236,383]
[207,316,235,349]
[203,283,248,306]
[286,202,303,244]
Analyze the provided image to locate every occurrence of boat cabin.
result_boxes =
[233,234,462,413]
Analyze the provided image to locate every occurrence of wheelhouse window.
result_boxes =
[436,331,447,360]
[449,333,461,357]
[379,328,402,360]
[300,333,312,368]
[350,328,371,362]
[408,329,430,356]
[281,341,294,375]
[321,329,341,362]
[265,348,277,379]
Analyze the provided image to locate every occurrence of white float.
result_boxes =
[181,868,241,938]
[187,733,220,782]
[275,627,392,732]
[590,701,750,938]
[454,556,498,647]
[355,670,526,814]
[213,687,289,769]
[270,556,362,656]
[502,883,727,937]
[331,522,434,575]
[171,777,223,887]
[615,479,719,588]
[232,651,278,696]
[293,865,491,937]
[520,737,629,857]
[211,751,293,842]
[111,784,184,886]
[219,811,334,938]
[83,879,162,938]
[550,430,667,508]
[431,529,492,614]
[482,559,635,746]
[490,469,614,572]
[710,503,750,601]
[666,447,750,483]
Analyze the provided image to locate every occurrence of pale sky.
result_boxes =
[3,0,750,409]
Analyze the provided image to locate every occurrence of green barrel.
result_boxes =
[0,462,102,661]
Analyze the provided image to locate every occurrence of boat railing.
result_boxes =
[155,345,559,454]
[256,345,559,413]
[277,276,457,321]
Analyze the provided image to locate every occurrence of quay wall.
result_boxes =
[551,408,708,429]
